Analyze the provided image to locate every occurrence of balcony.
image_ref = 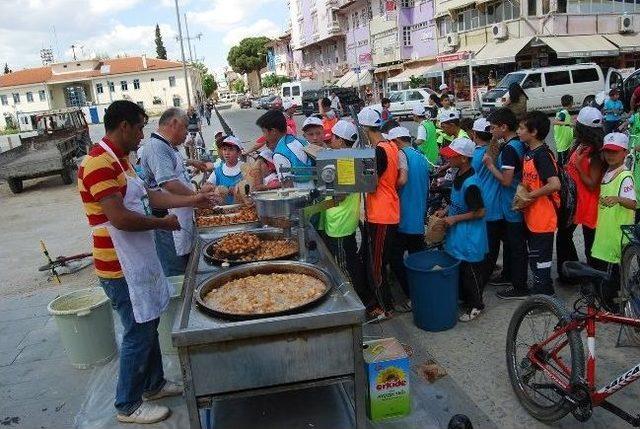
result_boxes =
[328,20,344,35]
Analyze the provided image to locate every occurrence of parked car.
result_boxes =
[302,86,363,117]
[281,81,323,108]
[258,95,277,109]
[482,63,607,114]
[238,96,252,109]
[268,95,283,110]
[596,67,640,110]
[373,88,436,119]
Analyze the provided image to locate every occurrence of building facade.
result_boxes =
[0,56,203,130]
[266,32,297,78]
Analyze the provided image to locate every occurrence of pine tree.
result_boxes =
[3,63,11,74]
[155,24,167,60]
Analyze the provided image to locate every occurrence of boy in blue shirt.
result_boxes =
[604,88,624,134]
[439,137,488,322]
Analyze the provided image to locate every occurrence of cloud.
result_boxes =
[88,0,143,14]
[189,0,279,30]
[222,19,281,47]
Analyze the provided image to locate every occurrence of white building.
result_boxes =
[0,56,203,130]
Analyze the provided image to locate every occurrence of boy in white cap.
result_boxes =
[413,105,439,168]
[592,132,636,310]
[302,116,326,146]
[438,110,468,146]
[356,107,402,317]
[470,118,504,285]
[283,100,299,135]
[202,135,245,204]
[388,126,429,307]
[318,120,373,309]
[439,137,488,322]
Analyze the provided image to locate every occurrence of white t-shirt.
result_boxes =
[206,161,243,185]
[330,96,341,110]
[273,138,314,190]
[602,168,636,201]
[416,122,427,142]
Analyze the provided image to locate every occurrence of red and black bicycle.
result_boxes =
[506,230,640,426]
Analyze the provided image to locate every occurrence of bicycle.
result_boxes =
[506,260,640,426]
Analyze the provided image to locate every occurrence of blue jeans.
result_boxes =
[99,277,165,415]
[154,229,188,277]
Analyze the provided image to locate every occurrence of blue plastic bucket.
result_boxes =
[404,250,460,332]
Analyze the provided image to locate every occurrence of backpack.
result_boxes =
[543,147,576,229]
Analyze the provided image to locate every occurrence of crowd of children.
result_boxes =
[211,88,638,322]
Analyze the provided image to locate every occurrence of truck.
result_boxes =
[0,108,91,194]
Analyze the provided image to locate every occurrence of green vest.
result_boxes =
[591,168,635,264]
[322,193,361,238]
[418,120,439,168]
[629,113,640,206]
[437,127,468,146]
[554,108,573,152]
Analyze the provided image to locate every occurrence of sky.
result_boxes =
[0,0,290,79]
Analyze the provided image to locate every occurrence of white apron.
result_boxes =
[169,150,195,256]
[95,140,171,323]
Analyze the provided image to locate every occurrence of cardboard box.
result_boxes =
[363,337,411,422]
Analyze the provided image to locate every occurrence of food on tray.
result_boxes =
[204,273,327,314]
[213,232,261,257]
[209,234,298,262]
[196,205,259,227]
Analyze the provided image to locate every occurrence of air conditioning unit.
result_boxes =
[446,33,460,48]
[491,23,508,40]
[619,15,634,33]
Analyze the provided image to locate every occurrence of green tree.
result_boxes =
[409,75,429,89]
[203,74,218,97]
[227,36,270,78]
[3,63,11,74]
[231,80,245,94]
[155,24,167,60]
[262,73,291,89]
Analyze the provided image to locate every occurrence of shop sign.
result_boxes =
[436,52,470,62]
[300,69,315,79]
[359,52,372,64]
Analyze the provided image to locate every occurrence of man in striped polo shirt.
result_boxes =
[78,100,214,424]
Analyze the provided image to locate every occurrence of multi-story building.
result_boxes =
[334,0,375,89]
[432,0,640,101]
[0,56,202,130]
[290,0,349,83]
[266,31,297,78]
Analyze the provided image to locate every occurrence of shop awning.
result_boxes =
[603,33,640,53]
[537,35,619,58]
[437,0,477,14]
[335,70,354,87]
[374,63,404,74]
[336,69,373,88]
[387,64,437,83]
[473,37,532,66]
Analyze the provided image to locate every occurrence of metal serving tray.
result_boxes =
[202,230,298,266]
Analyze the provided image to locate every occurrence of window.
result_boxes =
[120,81,128,91]
[26,92,34,102]
[353,11,360,28]
[0,95,7,105]
[151,78,155,82]
[403,26,412,46]
[108,82,115,92]
[545,71,571,86]
[528,0,537,15]
[133,79,140,90]
[169,76,176,87]
[292,86,301,96]
[346,15,350,31]
[283,87,291,97]
[522,73,542,89]
[96,83,104,94]
[407,91,424,101]
[401,0,415,6]
[378,0,385,15]
[389,92,405,102]
[572,68,599,83]
[39,90,46,101]
[173,96,181,107]
[12,93,20,104]
[313,14,319,33]
[557,0,567,12]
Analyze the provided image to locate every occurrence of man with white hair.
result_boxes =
[140,107,211,275]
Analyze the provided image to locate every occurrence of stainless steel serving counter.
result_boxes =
[172,224,367,429]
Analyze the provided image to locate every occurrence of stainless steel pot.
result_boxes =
[251,189,310,220]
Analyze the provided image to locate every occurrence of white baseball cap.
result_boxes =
[283,100,298,111]
[258,148,274,162]
[357,107,382,127]
[302,116,323,131]
[439,83,449,91]
[387,126,412,140]
[331,120,359,142]
[440,137,476,158]
[603,132,629,151]
[438,110,460,123]
[472,117,491,133]
[412,105,427,117]
[221,135,244,150]
[577,106,603,128]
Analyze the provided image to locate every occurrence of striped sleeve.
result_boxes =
[81,155,123,201]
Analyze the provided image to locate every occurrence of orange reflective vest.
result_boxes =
[366,141,400,224]
[522,148,560,233]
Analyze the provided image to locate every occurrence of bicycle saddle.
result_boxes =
[562,261,610,283]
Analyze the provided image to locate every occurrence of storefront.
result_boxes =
[603,33,640,68]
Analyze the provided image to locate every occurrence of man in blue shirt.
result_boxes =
[603,88,625,134]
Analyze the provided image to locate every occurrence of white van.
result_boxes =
[281,81,323,107]
[481,63,606,114]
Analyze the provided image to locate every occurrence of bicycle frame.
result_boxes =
[528,307,640,407]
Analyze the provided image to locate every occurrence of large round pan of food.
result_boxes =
[195,204,260,229]
[203,231,299,265]
[196,261,333,320]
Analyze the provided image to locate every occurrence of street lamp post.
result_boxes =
[174,0,192,108]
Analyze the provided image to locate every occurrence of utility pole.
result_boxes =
[184,13,194,63]
[71,44,77,60]
[174,0,192,107]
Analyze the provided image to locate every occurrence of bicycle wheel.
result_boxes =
[506,295,585,423]
[621,243,640,344]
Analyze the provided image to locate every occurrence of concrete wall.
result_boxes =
[371,14,402,65]
[399,1,438,60]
